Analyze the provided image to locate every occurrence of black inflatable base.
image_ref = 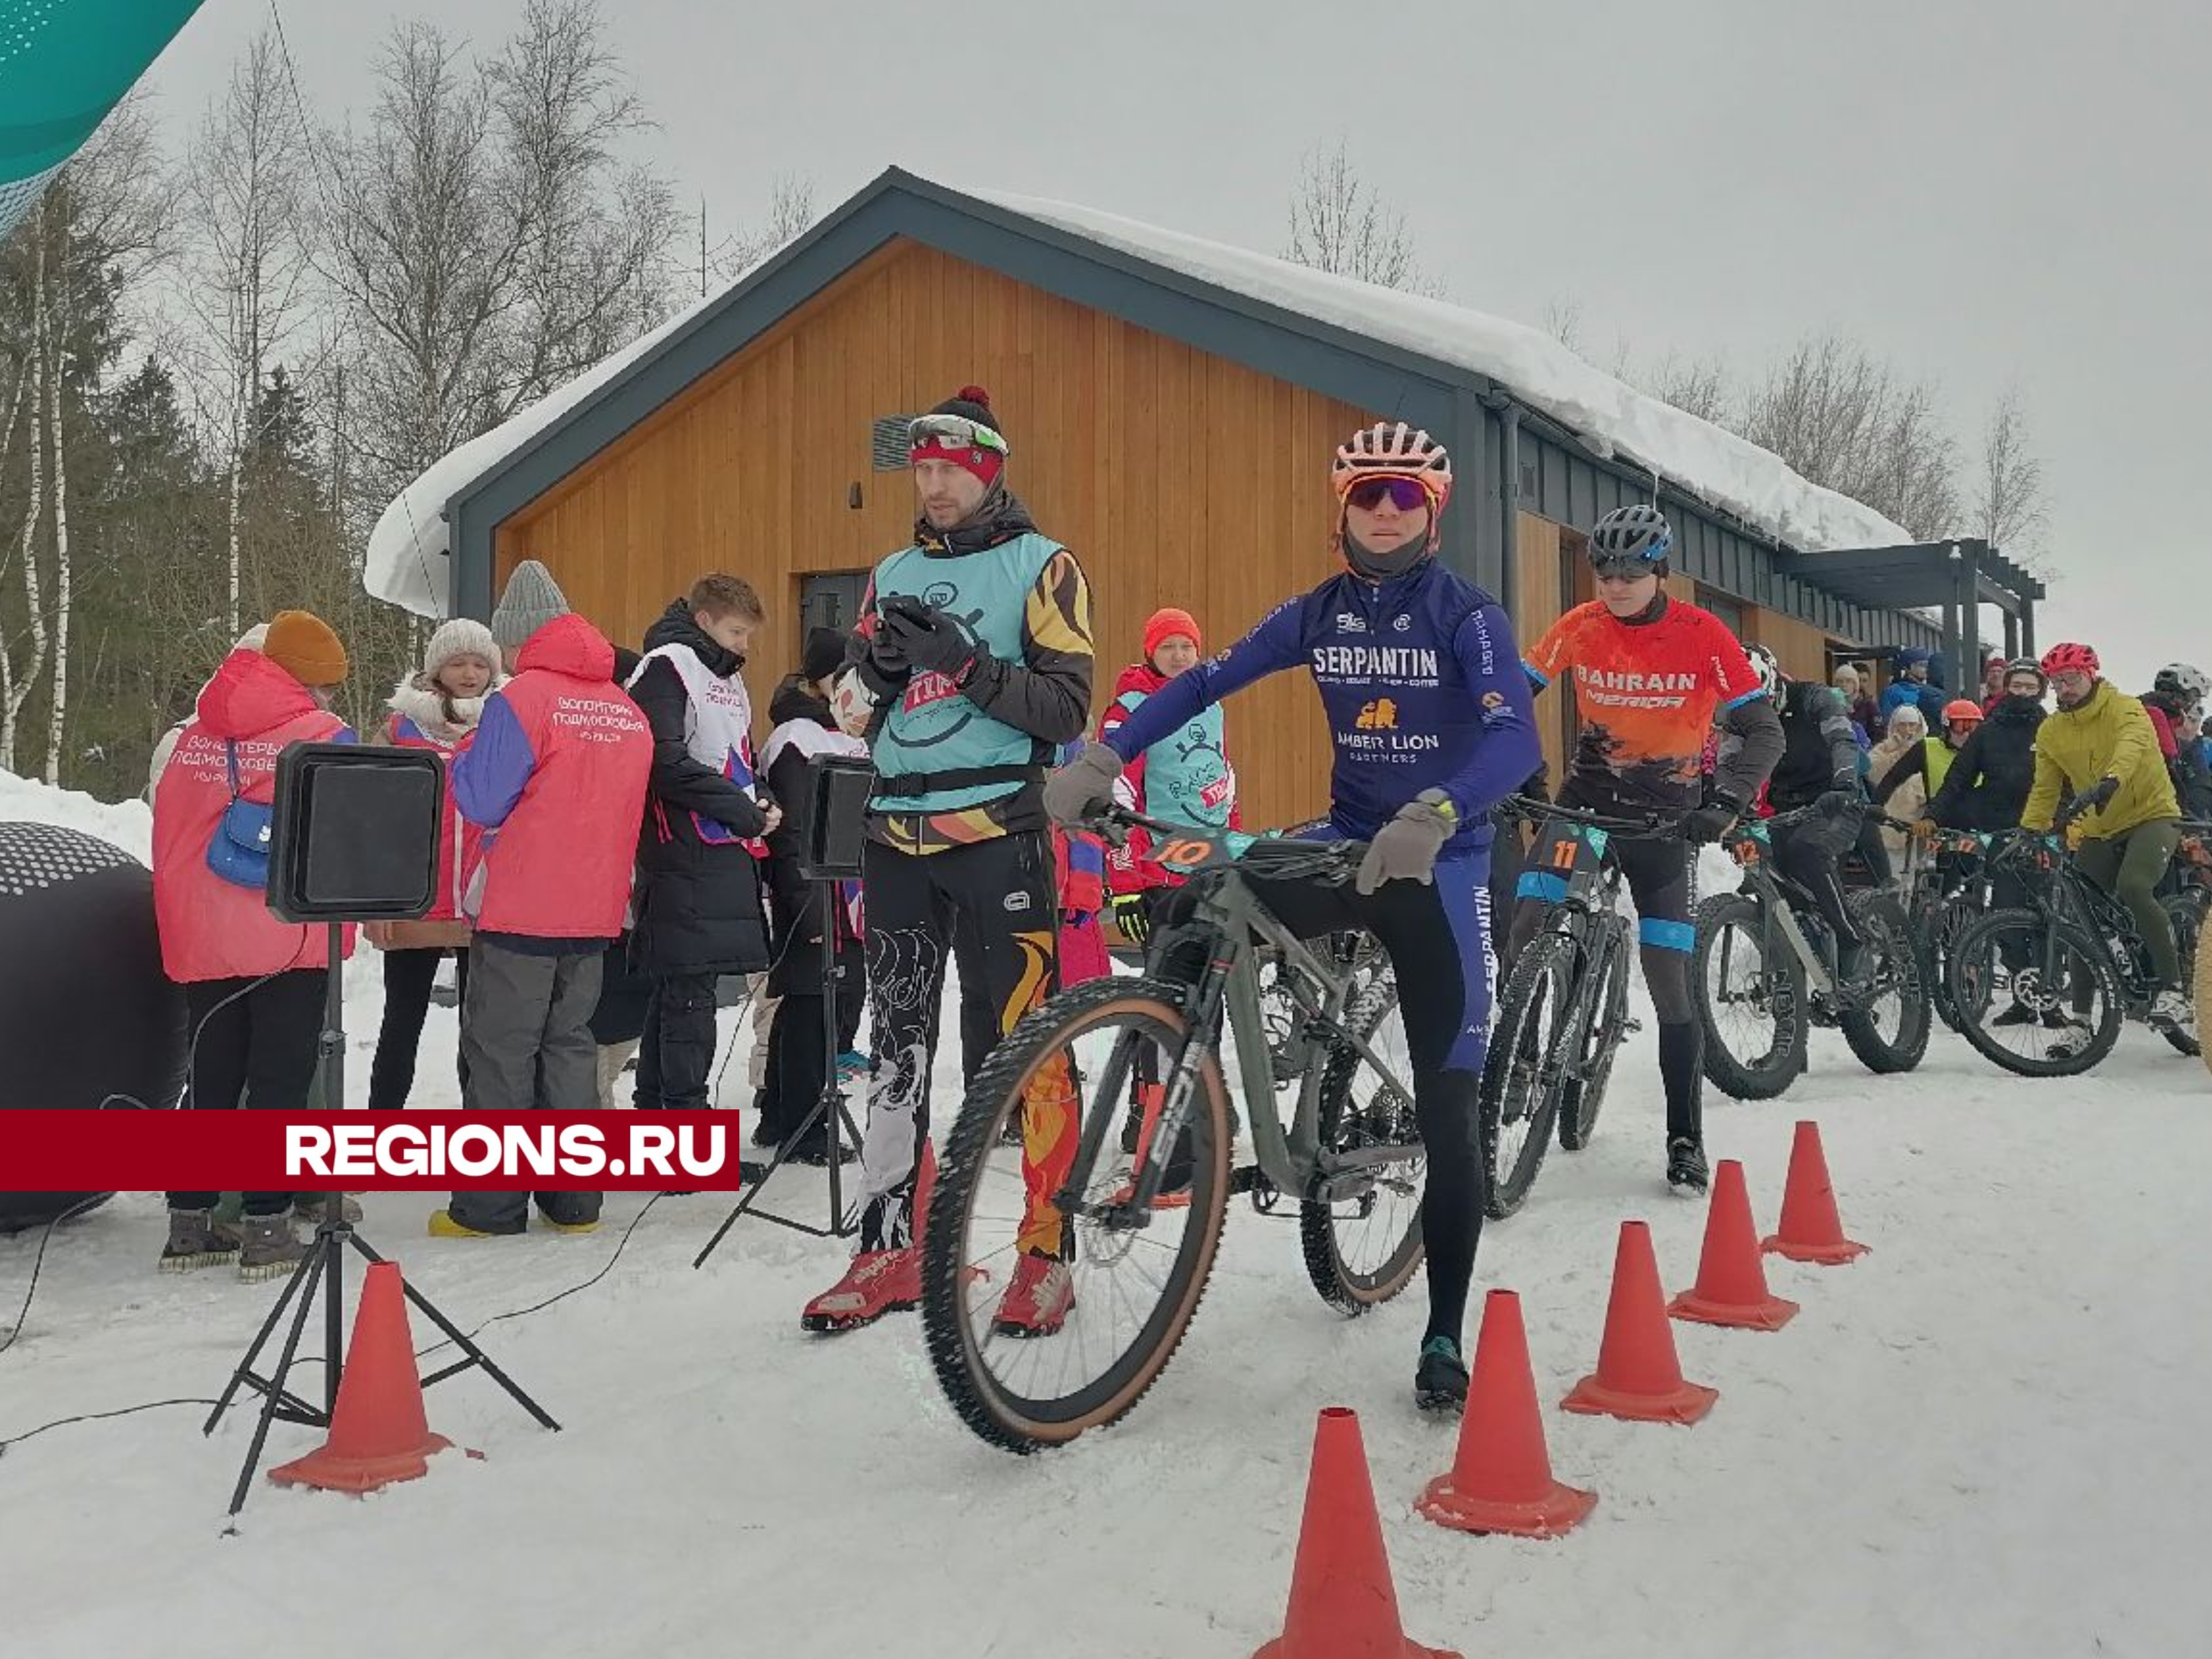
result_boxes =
[0,1192,115,1234]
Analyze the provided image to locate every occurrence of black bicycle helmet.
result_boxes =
[1589,503,1674,567]
[2003,656,2047,692]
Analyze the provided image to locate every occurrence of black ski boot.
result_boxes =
[1415,1336,1469,1414]
[1666,1137,1710,1196]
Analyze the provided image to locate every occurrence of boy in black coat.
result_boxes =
[627,575,778,1111]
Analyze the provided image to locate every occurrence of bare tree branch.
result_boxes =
[1282,138,1444,297]
[1974,386,2050,571]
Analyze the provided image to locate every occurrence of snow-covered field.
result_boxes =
[5,777,2211,1658]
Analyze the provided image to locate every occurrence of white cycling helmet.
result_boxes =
[1743,643,1784,700]
[2154,662,2210,704]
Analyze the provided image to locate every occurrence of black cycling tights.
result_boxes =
[1151,859,1490,1348]
[1769,815,1865,951]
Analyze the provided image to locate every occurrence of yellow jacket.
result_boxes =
[2021,679,2179,839]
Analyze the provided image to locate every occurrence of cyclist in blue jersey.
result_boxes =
[1045,422,1541,1414]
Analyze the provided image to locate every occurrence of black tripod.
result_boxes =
[203,924,556,1518]
[696,878,862,1265]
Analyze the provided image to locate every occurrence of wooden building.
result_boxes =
[370,169,2040,829]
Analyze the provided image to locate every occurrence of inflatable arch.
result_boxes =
[0,820,185,1232]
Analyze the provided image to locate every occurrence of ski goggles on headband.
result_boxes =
[908,413,1009,456]
[1343,477,1432,512]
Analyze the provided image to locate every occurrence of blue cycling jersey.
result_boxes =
[1102,559,1540,851]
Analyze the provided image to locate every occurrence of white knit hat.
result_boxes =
[425,618,500,683]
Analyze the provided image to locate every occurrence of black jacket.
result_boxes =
[1926,695,2045,831]
[1766,682,1861,811]
[2143,691,2212,818]
[629,603,770,977]
[761,675,863,997]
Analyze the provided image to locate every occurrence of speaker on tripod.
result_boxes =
[204,741,554,1515]
[695,754,873,1265]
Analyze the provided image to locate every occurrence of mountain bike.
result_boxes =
[1692,804,1931,1099]
[2192,831,2212,1083]
[1258,930,1390,1086]
[1885,818,2013,1034]
[1475,796,1668,1217]
[1945,801,2205,1075]
[920,809,1423,1454]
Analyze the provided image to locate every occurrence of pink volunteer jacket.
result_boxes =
[452,614,652,940]
[151,650,355,982]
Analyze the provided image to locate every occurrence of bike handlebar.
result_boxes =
[1500,794,1686,839]
[1076,804,1369,885]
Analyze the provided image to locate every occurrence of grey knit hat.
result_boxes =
[490,560,571,660]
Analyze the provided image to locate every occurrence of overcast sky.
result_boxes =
[144,0,2207,693]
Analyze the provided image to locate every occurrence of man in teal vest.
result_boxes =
[801,386,1095,1338]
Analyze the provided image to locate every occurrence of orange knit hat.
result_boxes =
[263,609,348,687]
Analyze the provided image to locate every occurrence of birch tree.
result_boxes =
[182,28,315,638]
[325,1,676,517]
[1,230,49,773]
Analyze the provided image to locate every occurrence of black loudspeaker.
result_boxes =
[800,756,874,882]
[264,741,444,922]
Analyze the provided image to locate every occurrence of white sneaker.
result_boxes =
[2148,989,2194,1033]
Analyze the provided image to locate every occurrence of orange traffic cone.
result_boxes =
[269,1261,460,1494]
[1562,1221,1719,1425]
[1763,1121,1868,1265]
[1417,1290,1596,1538]
[1255,1408,1460,1659]
[1668,1160,1799,1332]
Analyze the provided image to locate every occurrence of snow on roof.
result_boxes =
[365,173,1910,621]
[971,184,1911,554]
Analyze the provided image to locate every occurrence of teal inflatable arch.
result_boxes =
[0,1,205,238]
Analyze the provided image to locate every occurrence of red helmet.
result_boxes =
[2040,641,2100,679]
[1943,699,1984,725]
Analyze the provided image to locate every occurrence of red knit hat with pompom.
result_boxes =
[911,384,1007,487]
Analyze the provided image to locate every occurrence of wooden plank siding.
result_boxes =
[1747,606,1830,685]
[1514,511,1567,788]
[494,239,1376,833]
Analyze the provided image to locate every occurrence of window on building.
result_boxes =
[799,571,870,646]
[1695,584,1745,637]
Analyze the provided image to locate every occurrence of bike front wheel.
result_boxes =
[921,975,1234,1454]
[1476,930,1575,1218]
[1839,891,1932,1074]
[2160,890,2205,1059]
[1945,907,2124,1077]
[1559,918,1631,1152]
[1299,976,1425,1314]
[1693,891,1807,1099]
[2196,892,2212,1081]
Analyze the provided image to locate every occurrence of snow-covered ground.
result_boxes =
[6,778,2211,1658]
